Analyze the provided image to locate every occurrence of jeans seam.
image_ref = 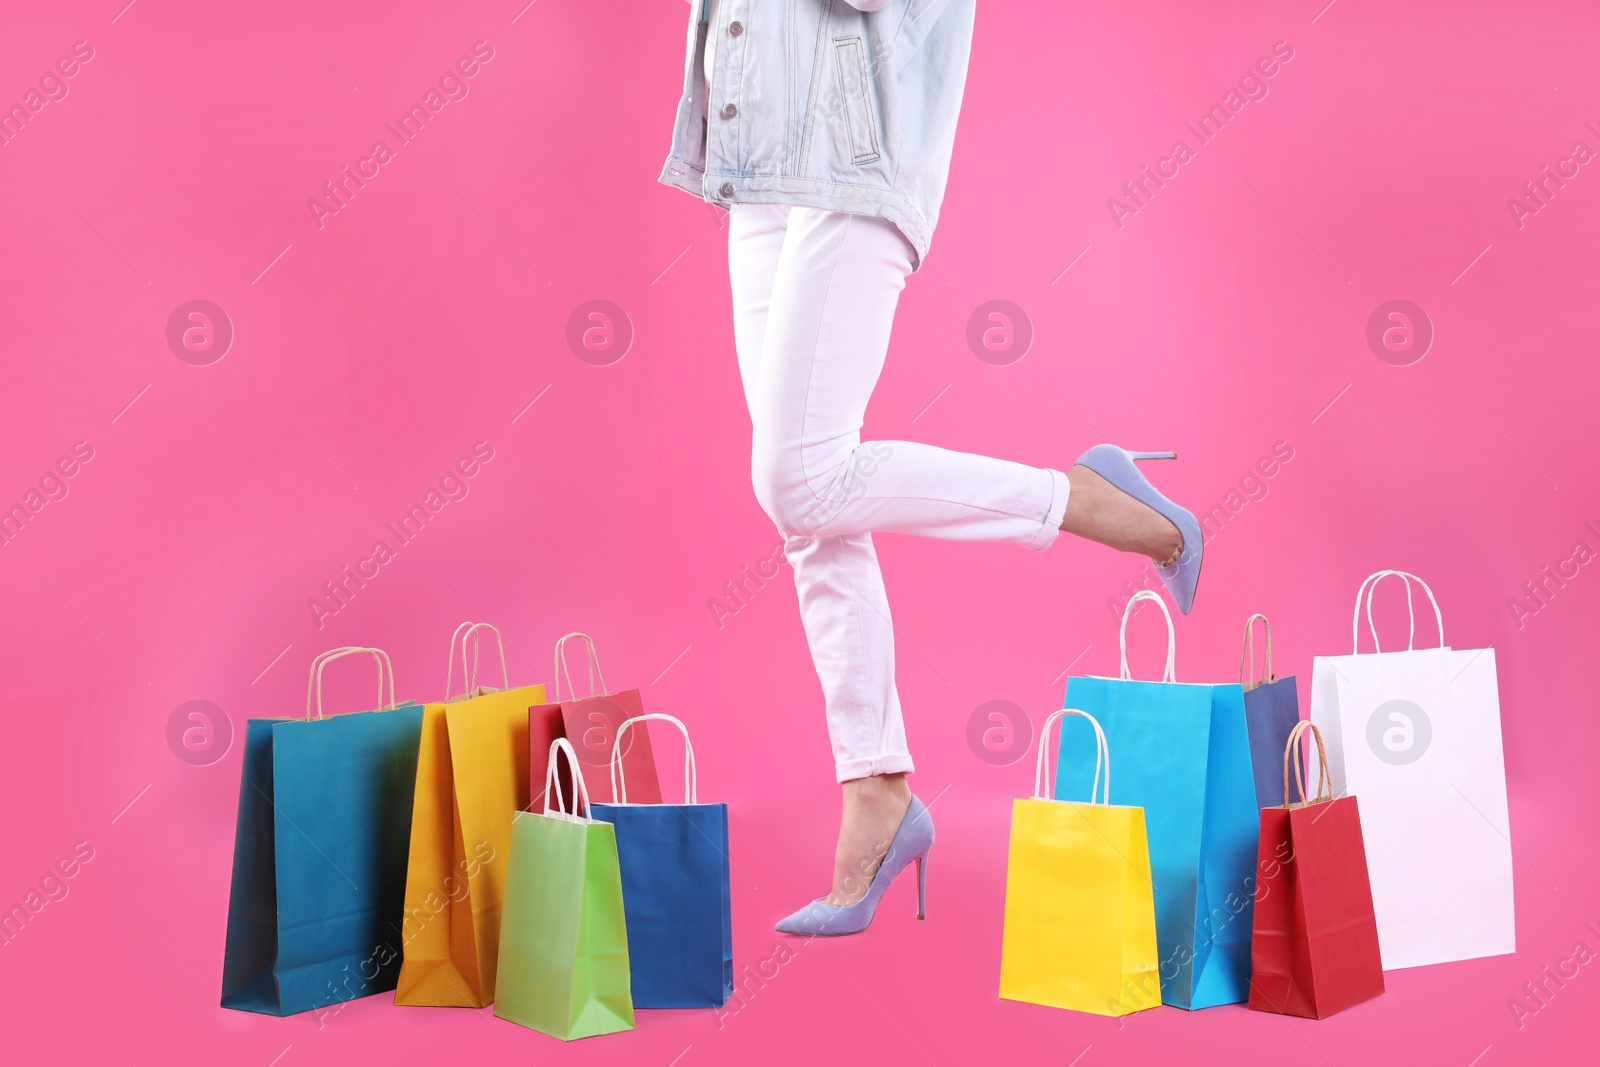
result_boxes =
[838,535,884,761]
[795,492,1052,539]
[795,212,856,515]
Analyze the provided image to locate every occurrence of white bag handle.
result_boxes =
[610,714,695,805]
[445,621,510,700]
[542,737,592,818]
[553,632,609,700]
[1119,590,1176,683]
[1351,570,1444,653]
[1035,708,1110,805]
[307,647,395,719]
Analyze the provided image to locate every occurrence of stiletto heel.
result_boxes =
[774,795,936,936]
[1073,443,1204,614]
[915,854,927,920]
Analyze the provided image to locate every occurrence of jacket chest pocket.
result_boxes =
[831,36,882,165]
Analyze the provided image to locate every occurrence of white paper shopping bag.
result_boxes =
[1310,570,1515,970]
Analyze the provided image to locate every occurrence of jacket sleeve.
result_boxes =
[841,0,893,10]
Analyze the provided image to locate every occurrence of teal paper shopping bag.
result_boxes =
[222,648,424,1017]
[1055,592,1261,1009]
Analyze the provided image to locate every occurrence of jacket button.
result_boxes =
[722,103,738,119]
[729,21,744,36]
[719,182,735,198]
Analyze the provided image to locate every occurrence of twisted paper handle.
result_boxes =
[610,714,694,805]
[445,622,510,700]
[306,647,395,719]
[1240,613,1274,691]
[1282,720,1333,808]
[1351,570,1444,654]
[553,632,608,700]
[1119,590,1176,683]
[1035,708,1111,805]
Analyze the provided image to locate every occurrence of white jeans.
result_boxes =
[729,204,1071,782]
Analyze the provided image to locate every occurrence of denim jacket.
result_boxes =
[659,0,975,272]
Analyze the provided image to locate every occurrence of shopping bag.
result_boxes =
[221,648,424,1016]
[529,632,661,805]
[1000,709,1161,1016]
[1249,722,1385,1018]
[494,739,635,1040]
[1056,591,1260,1009]
[395,623,548,1007]
[1310,570,1515,970]
[592,714,733,1008]
[1241,613,1302,808]
[528,691,567,817]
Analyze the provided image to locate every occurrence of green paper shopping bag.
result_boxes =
[494,738,635,1040]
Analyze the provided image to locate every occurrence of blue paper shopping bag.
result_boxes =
[591,714,733,1008]
[1240,613,1301,809]
[1055,592,1260,1009]
[222,648,424,1017]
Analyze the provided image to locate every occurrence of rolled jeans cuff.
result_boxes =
[835,753,915,783]
[1027,467,1071,552]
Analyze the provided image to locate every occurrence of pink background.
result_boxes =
[3,0,1598,1063]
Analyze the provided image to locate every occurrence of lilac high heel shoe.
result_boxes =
[774,795,934,936]
[1073,444,1204,614]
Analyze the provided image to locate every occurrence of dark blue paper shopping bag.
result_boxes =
[221,648,423,1017]
[591,714,733,1008]
[1240,613,1301,809]
[1056,593,1261,1010]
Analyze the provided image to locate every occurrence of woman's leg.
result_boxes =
[738,205,1179,558]
[734,205,1177,906]
[730,204,912,773]
[746,207,1065,906]
[750,210,1072,548]
[730,206,917,905]
[727,203,788,417]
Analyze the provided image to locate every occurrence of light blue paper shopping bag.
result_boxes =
[1055,592,1260,1009]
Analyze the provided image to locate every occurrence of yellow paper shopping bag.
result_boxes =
[999,709,1161,1016]
[395,623,546,1007]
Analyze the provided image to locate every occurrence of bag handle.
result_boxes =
[610,714,694,805]
[1351,570,1444,653]
[445,622,473,700]
[542,737,592,818]
[1119,590,1176,683]
[306,646,365,714]
[445,621,510,700]
[553,632,609,700]
[1282,721,1333,807]
[1035,708,1110,805]
[1240,613,1274,690]
[306,647,395,720]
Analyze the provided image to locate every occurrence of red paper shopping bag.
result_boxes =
[528,633,661,807]
[1249,722,1385,1019]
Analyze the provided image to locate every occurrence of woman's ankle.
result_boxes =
[843,772,911,813]
[830,774,912,904]
[1062,463,1182,562]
